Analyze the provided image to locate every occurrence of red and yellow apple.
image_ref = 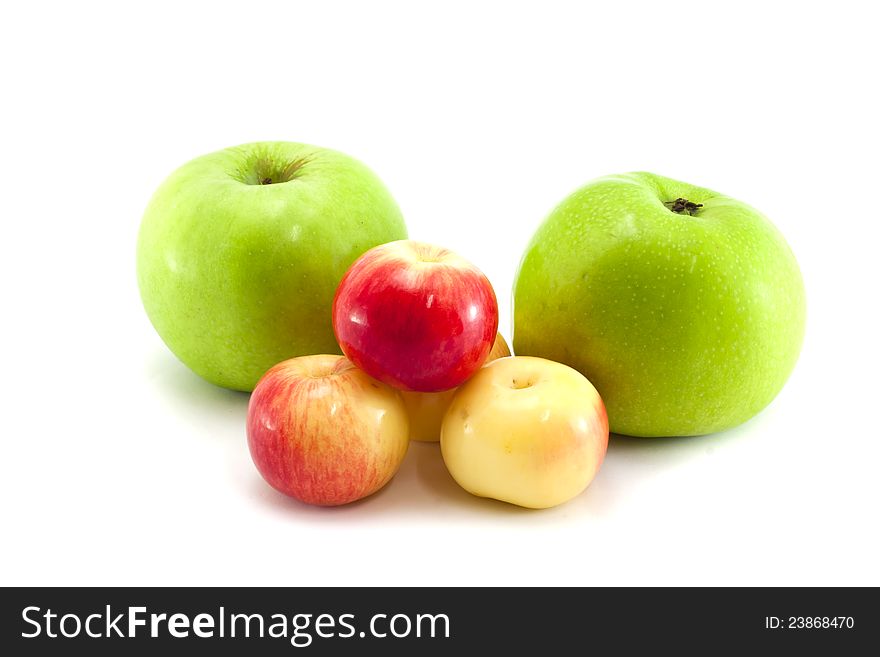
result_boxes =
[246,355,409,506]
[441,356,609,509]
[332,240,499,392]
[402,332,511,442]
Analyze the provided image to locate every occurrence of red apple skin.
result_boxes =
[332,240,499,392]
[247,355,409,506]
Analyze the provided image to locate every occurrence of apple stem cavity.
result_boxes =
[664,197,703,216]
[242,155,312,185]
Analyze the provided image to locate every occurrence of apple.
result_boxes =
[513,172,806,437]
[247,354,409,506]
[485,331,513,362]
[440,356,608,509]
[401,332,511,442]
[332,240,499,392]
[137,141,407,391]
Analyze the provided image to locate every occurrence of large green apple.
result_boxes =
[137,142,407,391]
[513,172,805,437]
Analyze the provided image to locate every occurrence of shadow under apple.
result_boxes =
[607,403,774,460]
[143,348,250,422]
[244,441,538,520]
[595,406,778,505]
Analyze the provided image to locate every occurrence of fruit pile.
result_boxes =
[246,240,609,508]
[137,142,805,509]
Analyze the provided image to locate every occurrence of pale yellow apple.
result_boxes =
[440,356,608,509]
[401,333,511,442]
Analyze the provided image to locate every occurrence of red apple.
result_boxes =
[332,240,499,392]
[247,354,409,506]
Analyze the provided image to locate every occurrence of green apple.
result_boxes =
[137,142,407,391]
[513,172,805,437]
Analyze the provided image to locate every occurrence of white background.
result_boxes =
[3,1,878,586]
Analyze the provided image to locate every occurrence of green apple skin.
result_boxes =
[137,142,407,391]
[513,172,805,437]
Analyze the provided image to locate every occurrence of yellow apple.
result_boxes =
[440,356,608,509]
[401,333,511,442]
[485,332,513,362]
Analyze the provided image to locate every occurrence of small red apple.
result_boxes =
[332,240,499,392]
[247,355,409,506]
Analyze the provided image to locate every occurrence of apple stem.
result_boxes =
[260,177,273,185]
[664,198,703,216]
